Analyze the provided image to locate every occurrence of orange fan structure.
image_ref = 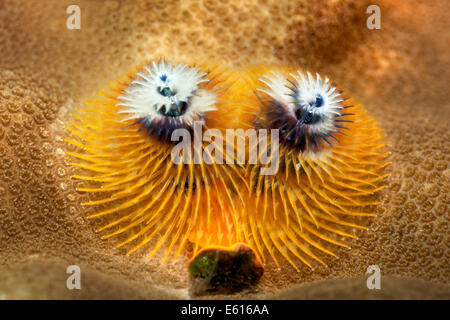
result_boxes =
[235,66,389,270]
[65,60,247,262]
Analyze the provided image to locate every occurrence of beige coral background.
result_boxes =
[0,0,448,299]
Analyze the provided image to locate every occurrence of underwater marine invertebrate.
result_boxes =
[239,67,390,270]
[258,70,349,152]
[0,0,449,300]
[117,61,218,140]
[65,60,246,262]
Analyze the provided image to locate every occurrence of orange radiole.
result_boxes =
[65,61,389,270]
[66,60,247,261]
[237,66,389,270]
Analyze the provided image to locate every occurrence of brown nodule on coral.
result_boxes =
[189,244,264,295]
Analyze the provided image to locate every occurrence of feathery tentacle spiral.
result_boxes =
[65,60,246,262]
[240,67,389,270]
[65,63,389,271]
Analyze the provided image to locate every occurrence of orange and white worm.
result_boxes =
[65,60,389,270]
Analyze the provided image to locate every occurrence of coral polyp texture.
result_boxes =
[239,67,390,270]
[1,0,448,299]
[65,60,245,261]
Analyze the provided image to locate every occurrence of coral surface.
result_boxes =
[0,0,448,298]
